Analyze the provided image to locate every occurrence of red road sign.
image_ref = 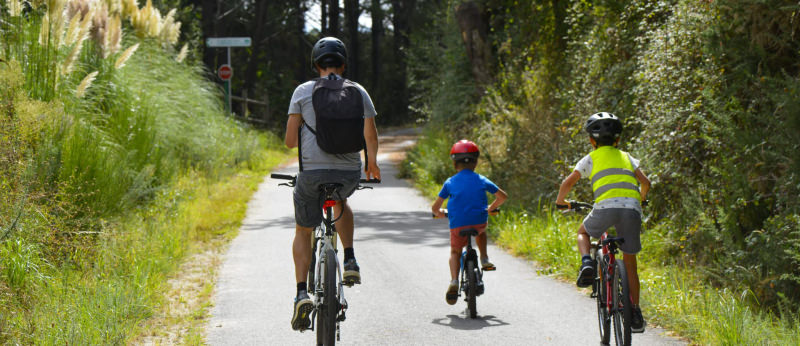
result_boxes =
[218,64,233,81]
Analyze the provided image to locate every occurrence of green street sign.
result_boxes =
[206,37,252,47]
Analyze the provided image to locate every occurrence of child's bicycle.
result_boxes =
[559,201,633,346]
[272,173,379,345]
[433,208,499,319]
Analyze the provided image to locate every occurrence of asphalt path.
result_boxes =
[206,134,685,345]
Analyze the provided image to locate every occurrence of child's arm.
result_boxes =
[556,171,582,207]
[431,197,446,218]
[635,168,651,201]
[488,188,508,214]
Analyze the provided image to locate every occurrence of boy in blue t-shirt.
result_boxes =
[432,140,508,305]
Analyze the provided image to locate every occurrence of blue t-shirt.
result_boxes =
[438,170,499,229]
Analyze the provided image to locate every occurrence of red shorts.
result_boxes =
[450,223,487,249]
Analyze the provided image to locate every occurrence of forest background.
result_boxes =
[1,0,799,344]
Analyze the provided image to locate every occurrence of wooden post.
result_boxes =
[242,89,249,117]
[263,92,270,123]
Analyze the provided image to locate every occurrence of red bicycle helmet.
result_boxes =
[450,140,480,162]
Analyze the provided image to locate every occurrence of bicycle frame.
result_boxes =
[594,232,616,314]
[309,188,348,334]
[460,235,483,294]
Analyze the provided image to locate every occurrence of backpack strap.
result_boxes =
[298,122,304,172]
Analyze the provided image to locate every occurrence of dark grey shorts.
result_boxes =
[583,208,642,254]
[293,169,361,228]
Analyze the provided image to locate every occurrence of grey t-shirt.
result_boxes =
[287,74,377,171]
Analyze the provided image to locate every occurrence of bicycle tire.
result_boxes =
[595,250,610,344]
[612,259,632,346]
[317,248,338,346]
[466,260,478,318]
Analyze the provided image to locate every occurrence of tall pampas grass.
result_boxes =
[121,0,137,19]
[103,15,122,57]
[75,70,98,98]
[114,43,138,69]
[8,0,23,16]
[175,43,188,63]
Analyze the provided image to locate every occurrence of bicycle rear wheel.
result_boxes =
[466,260,478,318]
[612,259,632,346]
[595,250,610,344]
[317,248,338,346]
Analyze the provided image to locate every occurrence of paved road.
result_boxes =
[206,134,685,345]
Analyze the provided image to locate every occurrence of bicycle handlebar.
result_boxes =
[432,208,501,219]
[271,173,381,185]
[557,199,648,212]
[271,173,295,181]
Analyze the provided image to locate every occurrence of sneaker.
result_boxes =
[481,258,496,271]
[446,281,459,305]
[291,292,313,331]
[576,261,595,288]
[343,259,361,286]
[631,306,647,333]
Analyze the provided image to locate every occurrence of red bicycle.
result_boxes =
[561,201,632,346]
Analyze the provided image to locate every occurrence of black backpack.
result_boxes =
[298,74,367,171]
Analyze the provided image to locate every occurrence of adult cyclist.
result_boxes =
[285,37,381,331]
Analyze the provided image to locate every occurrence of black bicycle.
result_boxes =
[559,201,633,346]
[273,173,379,345]
[434,209,499,318]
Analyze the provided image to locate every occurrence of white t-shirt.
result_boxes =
[574,152,642,213]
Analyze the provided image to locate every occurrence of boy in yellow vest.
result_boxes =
[556,112,651,333]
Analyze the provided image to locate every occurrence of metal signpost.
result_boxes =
[206,37,251,114]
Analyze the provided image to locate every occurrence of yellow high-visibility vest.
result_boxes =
[589,146,641,202]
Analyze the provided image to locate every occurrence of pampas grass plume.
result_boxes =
[176,43,188,63]
[115,43,139,69]
[76,71,99,98]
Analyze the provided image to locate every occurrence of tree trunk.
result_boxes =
[551,0,567,55]
[321,0,328,35]
[294,0,308,82]
[370,0,383,92]
[244,0,267,105]
[200,0,218,70]
[455,1,492,86]
[328,0,340,37]
[345,0,360,81]
[390,0,414,122]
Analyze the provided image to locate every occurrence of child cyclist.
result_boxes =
[432,140,508,305]
[556,112,651,332]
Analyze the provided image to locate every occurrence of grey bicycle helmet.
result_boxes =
[584,112,622,140]
[311,37,347,71]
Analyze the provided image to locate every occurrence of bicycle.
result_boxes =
[559,201,632,346]
[272,173,380,345]
[433,208,499,319]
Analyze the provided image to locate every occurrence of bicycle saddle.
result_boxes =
[318,183,344,190]
[458,228,479,237]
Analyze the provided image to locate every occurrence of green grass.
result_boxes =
[403,131,800,345]
[0,3,293,343]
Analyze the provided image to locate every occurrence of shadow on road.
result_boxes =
[238,211,450,249]
[354,210,450,247]
[431,314,510,330]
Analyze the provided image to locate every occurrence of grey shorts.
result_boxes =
[583,208,642,254]
[293,169,361,228]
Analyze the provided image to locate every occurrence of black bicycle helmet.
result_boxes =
[311,37,347,71]
[584,112,622,140]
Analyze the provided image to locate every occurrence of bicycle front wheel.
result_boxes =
[595,250,610,344]
[317,248,338,346]
[612,259,632,346]
[466,260,478,318]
